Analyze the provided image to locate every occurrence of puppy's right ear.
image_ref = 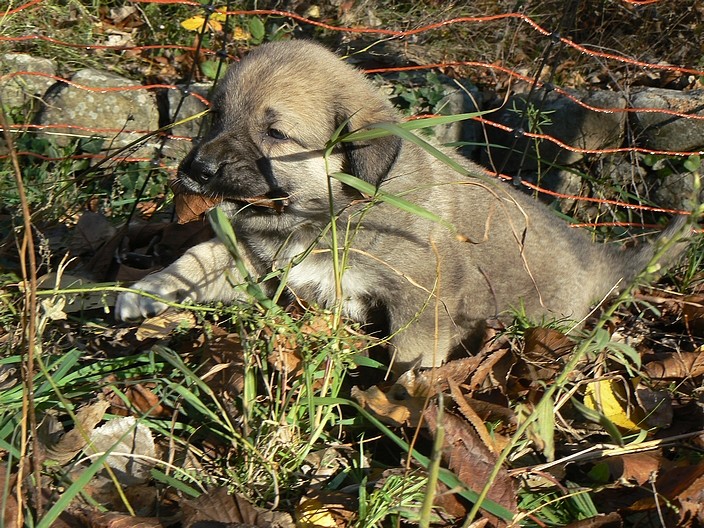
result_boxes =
[339,118,402,188]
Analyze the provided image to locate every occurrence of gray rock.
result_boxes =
[652,169,703,212]
[37,68,160,157]
[630,88,704,152]
[535,169,585,212]
[482,89,627,173]
[162,82,213,161]
[1,53,57,109]
[431,80,483,156]
[375,72,483,157]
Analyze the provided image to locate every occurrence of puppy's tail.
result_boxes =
[622,215,694,282]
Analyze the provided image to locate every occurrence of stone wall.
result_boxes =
[3,51,702,213]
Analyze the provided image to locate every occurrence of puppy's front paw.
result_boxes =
[115,275,184,321]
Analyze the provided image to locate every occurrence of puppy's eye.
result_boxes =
[267,128,288,140]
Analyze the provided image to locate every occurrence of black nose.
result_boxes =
[185,155,221,184]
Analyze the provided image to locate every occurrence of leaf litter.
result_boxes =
[16,219,704,526]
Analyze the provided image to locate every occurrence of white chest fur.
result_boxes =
[285,252,369,322]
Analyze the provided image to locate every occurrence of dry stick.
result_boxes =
[0,101,42,521]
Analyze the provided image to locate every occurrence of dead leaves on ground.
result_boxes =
[351,309,704,526]
[14,209,704,526]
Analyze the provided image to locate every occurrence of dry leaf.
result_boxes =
[583,378,644,432]
[683,295,704,335]
[0,465,19,528]
[518,327,575,382]
[173,191,223,224]
[607,451,661,485]
[108,383,172,418]
[423,403,518,525]
[200,325,246,395]
[634,382,672,429]
[351,385,419,427]
[182,487,294,528]
[72,510,165,528]
[135,310,196,341]
[563,512,623,527]
[85,416,157,485]
[524,327,575,357]
[352,357,491,427]
[37,273,116,312]
[643,350,704,380]
[43,400,111,464]
[627,460,704,524]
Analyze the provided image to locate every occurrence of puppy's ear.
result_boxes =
[339,117,402,188]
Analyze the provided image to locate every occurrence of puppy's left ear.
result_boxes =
[340,119,402,188]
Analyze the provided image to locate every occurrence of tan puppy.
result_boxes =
[116,40,689,371]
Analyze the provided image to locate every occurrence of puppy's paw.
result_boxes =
[115,274,185,321]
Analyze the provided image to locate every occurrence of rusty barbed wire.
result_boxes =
[3,0,702,224]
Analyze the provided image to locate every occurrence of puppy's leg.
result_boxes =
[115,238,250,320]
[387,307,456,372]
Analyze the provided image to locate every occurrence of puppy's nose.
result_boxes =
[187,156,220,184]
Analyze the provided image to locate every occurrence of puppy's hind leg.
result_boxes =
[386,308,457,373]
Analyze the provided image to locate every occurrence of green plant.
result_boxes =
[508,99,555,184]
[384,71,449,116]
[642,152,701,178]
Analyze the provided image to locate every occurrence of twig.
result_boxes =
[0,98,42,520]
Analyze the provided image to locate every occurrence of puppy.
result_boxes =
[116,40,690,371]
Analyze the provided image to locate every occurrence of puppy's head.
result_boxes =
[177,40,402,218]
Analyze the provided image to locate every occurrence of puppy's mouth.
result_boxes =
[231,189,290,214]
[170,178,290,222]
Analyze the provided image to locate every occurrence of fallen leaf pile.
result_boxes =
[0,193,699,528]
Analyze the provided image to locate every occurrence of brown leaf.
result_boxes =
[352,356,505,428]
[401,357,483,396]
[173,191,223,224]
[515,327,575,383]
[122,383,172,418]
[182,487,294,528]
[628,461,704,513]
[0,465,19,528]
[683,295,704,335]
[350,385,419,427]
[635,382,673,429]
[607,451,662,485]
[563,512,623,527]
[200,325,246,396]
[449,379,502,454]
[69,211,117,256]
[643,350,704,380]
[524,327,575,358]
[135,310,196,341]
[42,400,111,464]
[69,507,165,528]
[423,403,518,525]
[469,346,513,391]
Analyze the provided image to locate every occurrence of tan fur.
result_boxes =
[116,41,690,372]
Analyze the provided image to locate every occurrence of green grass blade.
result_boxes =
[341,110,495,142]
[330,171,455,232]
[314,397,515,521]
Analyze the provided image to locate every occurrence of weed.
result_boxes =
[386,71,449,116]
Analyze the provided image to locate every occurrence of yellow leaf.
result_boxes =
[584,379,643,431]
[296,498,337,528]
[212,6,227,22]
[181,15,206,31]
[207,18,223,32]
[233,26,251,41]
